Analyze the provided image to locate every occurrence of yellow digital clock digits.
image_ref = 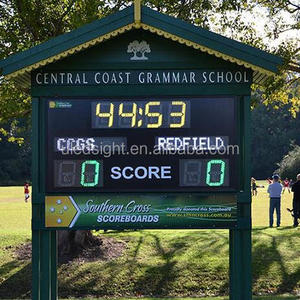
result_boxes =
[145,101,162,128]
[96,103,114,127]
[170,101,186,128]
[94,100,188,128]
[119,103,137,127]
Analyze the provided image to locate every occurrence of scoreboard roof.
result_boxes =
[0,2,283,88]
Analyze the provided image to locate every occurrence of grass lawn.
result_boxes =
[0,183,299,299]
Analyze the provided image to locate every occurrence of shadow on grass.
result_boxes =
[59,232,184,297]
[59,231,230,298]
[0,262,31,299]
[0,260,21,278]
[131,233,182,296]
[252,229,300,295]
[1,230,299,299]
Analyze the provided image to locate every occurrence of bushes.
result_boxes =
[277,145,300,180]
[0,122,31,186]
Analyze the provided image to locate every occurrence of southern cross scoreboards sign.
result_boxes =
[45,96,239,229]
[45,194,237,229]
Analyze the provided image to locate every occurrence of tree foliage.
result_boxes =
[251,95,300,178]
[0,119,31,185]
[127,40,150,59]
[127,40,141,59]
[0,0,299,141]
[139,41,151,59]
[277,145,300,180]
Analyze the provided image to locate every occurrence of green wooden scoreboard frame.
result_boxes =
[0,2,283,300]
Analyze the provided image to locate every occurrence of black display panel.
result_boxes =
[46,97,239,192]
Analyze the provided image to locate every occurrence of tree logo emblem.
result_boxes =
[127,40,151,60]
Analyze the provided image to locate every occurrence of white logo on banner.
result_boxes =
[127,40,151,60]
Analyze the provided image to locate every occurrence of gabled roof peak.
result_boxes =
[0,3,283,88]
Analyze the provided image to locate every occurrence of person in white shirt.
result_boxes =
[267,174,283,227]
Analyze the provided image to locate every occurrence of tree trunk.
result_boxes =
[58,230,95,257]
[132,50,138,59]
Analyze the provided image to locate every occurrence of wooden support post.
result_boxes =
[229,95,252,300]
[32,98,57,300]
[229,228,252,299]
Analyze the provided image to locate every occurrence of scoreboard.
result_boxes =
[46,97,239,193]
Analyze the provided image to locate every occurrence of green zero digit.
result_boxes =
[80,160,100,187]
[206,159,226,186]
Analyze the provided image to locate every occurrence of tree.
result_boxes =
[0,0,115,140]
[58,230,98,261]
[127,40,150,60]
[277,145,300,180]
[127,40,141,60]
[139,41,150,59]
[251,101,300,178]
[0,120,31,185]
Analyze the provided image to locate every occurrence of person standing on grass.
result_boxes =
[251,177,257,196]
[24,182,30,203]
[267,174,282,227]
[282,178,290,193]
[291,174,300,227]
